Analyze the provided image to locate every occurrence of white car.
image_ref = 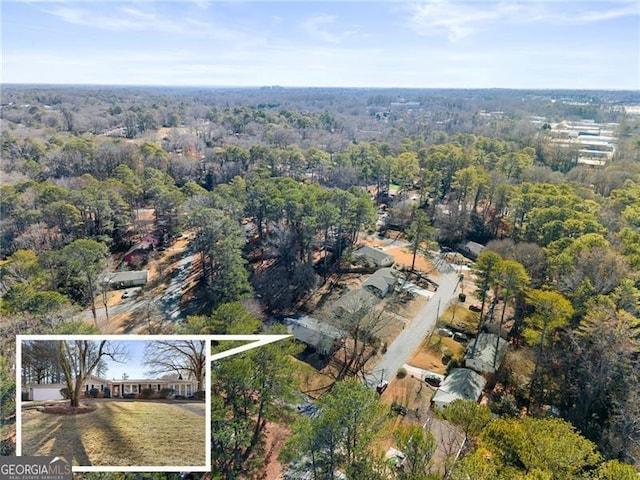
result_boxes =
[436,327,454,337]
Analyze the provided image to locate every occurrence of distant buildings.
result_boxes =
[534,118,618,167]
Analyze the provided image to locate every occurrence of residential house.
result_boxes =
[25,373,198,401]
[285,316,345,356]
[124,235,159,267]
[353,245,394,268]
[430,368,486,411]
[101,270,148,290]
[457,241,485,261]
[333,288,379,319]
[363,267,399,298]
[464,333,509,375]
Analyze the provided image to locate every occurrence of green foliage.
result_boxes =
[442,399,491,442]
[593,459,639,479]
[450,449,498,480]
[211,334,299,478]
[283,379,389,479]
[481,417,601,479]
[392,424,436,479]
[396,367,408,378]
[52,320,100,334]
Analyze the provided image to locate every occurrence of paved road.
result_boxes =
[365,262,460,388]
[75,246,196,332]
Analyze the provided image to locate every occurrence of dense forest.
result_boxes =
[1,86,639,478]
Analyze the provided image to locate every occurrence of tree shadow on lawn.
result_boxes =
[23,403,141,466]
[26,401,206,466]
[23,413,91,466]
[79,402,145,466]
[52,415,91,466]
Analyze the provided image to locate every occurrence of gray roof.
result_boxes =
[431,368,486,406]
[333,288,378,317]
[102,270,148,284]
[458,241,486,259]
[465,333,509,372]
[363,267,399,297]
[353,246,394,267]
[285,316,345,354]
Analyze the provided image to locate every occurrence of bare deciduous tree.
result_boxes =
[143,340,206,391]
[57,340,128,407]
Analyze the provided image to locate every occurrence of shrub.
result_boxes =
[123,393,136,399]
[458,293,466,302]
[442,348,453,364]
[157,388,175,399]
[96,391,104,399]
[390,402,408,416]
[446,358,462,374]
[490,392,519,418]
[140,388,155,399]
[193,390,206,401]
[22,391,30,401]
[89,388,99,398]
[396,367,407,379]
[103,387,110,398]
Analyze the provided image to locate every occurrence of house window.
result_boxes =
[85,385,89,391]
[100,385,104,391]
[186,384,192,396]
[157,384,161,391]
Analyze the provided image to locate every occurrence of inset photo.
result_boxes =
[18,336,209,471]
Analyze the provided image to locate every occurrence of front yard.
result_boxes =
[21,400,206,467]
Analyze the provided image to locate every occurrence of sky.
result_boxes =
[2,1,639,89]
[101,340,152,380]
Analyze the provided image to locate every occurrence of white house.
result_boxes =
[431,368,486,411]
[464,333,509,374]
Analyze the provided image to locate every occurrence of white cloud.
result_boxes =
[407,1,522,41]
[300,14,358,44]
[407,1,639,42]
[41,4,244,42]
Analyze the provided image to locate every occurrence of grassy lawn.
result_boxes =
[21,401,206,467]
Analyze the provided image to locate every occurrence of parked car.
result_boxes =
[469,304,482,312]
[376,380,389,394]
[122,290,130,299]
[453,332,469,343]
[436,327,454,337]
[425,374,443,387]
